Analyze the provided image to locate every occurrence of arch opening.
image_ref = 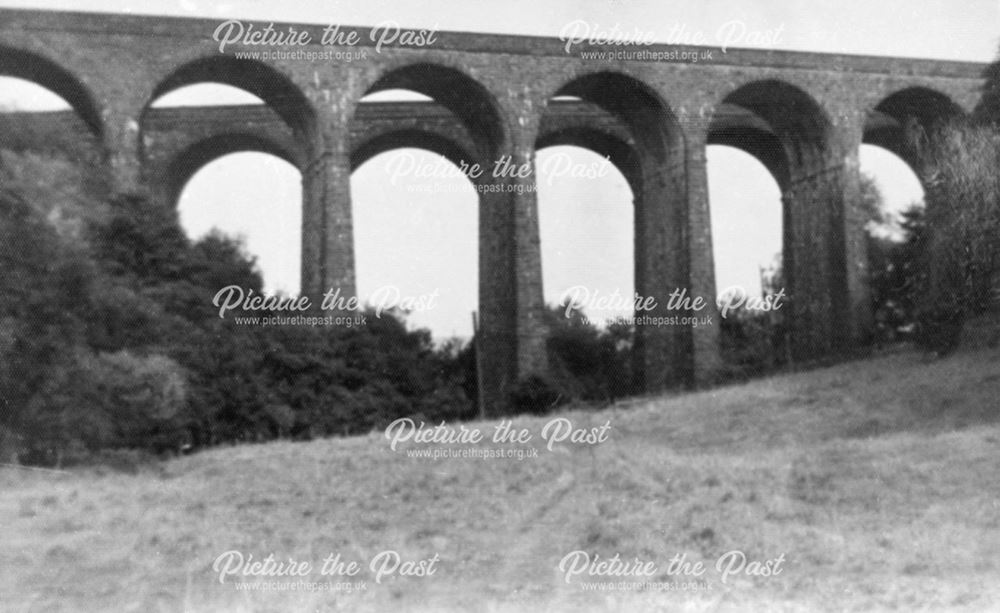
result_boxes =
[709,80,841,361]
[0,75,101,162]
[346,65,507,340]
[543,71,688,391]
[535,144,635,326]
[352,81,481,171]
[864,86,965,175]
[552,71,683,162]
[712,80,832,182]
[142,83,305,208]
[859,143,925,241]
[176,151,302,295]
[350,147,478,339]
[143,57,315,140]
[535,124,641,194]
[357,63,505,160]
[141,61,314,298]
[707,145,783,298]
[0,46,102,136]
[151,83,264,108]
[162,132,300,207]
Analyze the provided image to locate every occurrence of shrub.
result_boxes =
[868,204,927,343]
[907,120,1000,353]
[19,350,190,465]
[2,149,478,461]
[507,375,565,415]
[543,304,634,402]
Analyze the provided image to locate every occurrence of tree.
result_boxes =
[541,303,634,402]
[2,149,480,461]
[906,118,1000,354]
[0,188,94,437]
[868,204,927,342]
[973,44,1000,127]
[21,350,189,465]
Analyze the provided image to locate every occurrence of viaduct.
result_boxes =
[0,9,988,411]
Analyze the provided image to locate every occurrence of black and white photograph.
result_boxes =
[1,0,998,611]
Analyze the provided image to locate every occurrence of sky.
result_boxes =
[0,0,996,338]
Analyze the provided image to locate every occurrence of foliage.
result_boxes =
[715,252,788,378]
[906,119,1000,354]
[542,303,634,404]
[507,374,565,415]
[0,187,94,436]
[973,44,1000,127]
[718,309,787,379]
[1,150,476,465]
[867,205,927,342]
[19,350,189,465]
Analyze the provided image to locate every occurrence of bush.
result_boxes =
[507,375,565,415]
[19,350,189,466]
[907,119,1000,352]
[0,187,95,440]
[2,149,478,462]
[543,304,634,402]
[718,309,786,378]
[868,205,927,343]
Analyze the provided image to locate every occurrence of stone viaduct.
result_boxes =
[0,8,988,412]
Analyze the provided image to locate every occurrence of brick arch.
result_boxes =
[707,117,790,191]
[159,132,301,208]
[712,79,833,179]
[350,129,477,175]
[0,44,102,136]
[350,61,505,160]
[864,86,965,171]
[535,127,641,196]
[142,55,317,140]
[542,70,691,391]
[548,70,685,162]
[712,79,847,360]
[341,63,511,402]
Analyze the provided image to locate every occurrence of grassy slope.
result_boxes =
[2,342,999,613]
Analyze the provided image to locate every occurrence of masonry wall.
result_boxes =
[0,8,987,411]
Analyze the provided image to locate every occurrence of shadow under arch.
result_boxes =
[0,45,102,136]
[142,56,316,140]
[550,70,684,162]
[864,86,965,171]
[712,79,833,180]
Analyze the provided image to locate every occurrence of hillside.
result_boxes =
[3,339,999,612]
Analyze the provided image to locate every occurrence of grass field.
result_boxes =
[3,339,999,612]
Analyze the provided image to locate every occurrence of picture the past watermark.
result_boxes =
[208,18,785,62]
[211,549,440,590]
[209,284,786,328]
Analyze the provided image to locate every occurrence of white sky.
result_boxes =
[0,0,994,338]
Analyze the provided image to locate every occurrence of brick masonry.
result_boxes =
[0,9,988,412]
